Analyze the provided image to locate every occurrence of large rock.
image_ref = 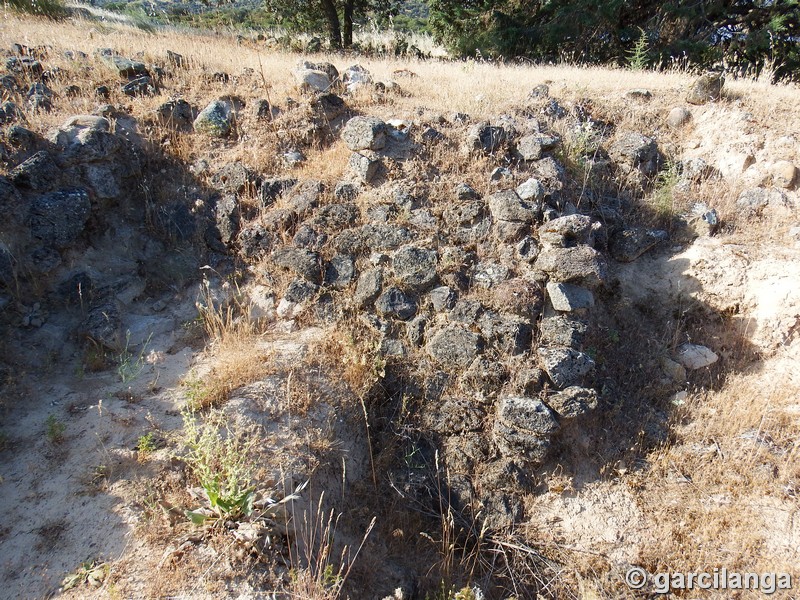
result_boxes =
[546,282,595,312]
[517,134,543,160]
[487,189,537,223]
[9,150,60,191]
[342,64,373,92]
[546,386,598,419]
[686,72,724,105]
[156,99,196,130]
[341,116,387,151]
[29,188,91,248]
[494,396,559,464]
[349,152,382,183]
[49,115,118,163]
[193,99,237,138]
[353,268,383,307]
[294,68,331,93]
[393,246,438,291]
[478,311,532,355]
[674,343,718,370]
[609,228,668,262]
[466,122,506,155]
[539,314,588,347]
[535,246,608,288]
[608,132,660,176]
[271,247,321,283]
[103,55,149,78]
[538,347,595,388]
[426,325,483,368]
[538,214,595,248]
[375,286,417,320]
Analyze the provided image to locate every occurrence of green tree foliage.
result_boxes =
[265,0,401,48]
[428,0,800,82]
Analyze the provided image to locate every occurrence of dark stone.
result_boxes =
[539,315,589,348]
[121,75,156,97]
[212,161,259,196]
[284,279,320,304]
[354,268,383,307]
[467,122,506,154]
[393,246,438,291]
[271,247,321,283]
[426,325,483,368]
[29,188,91,248]
[324,255,355,289]
[312,203,359,231]
[375,286,417,320]
[259,177,297,206]
[9,151,60,191]
[156,98,196,130]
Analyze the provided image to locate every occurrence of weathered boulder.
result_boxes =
[121,75,155,97]
[9,150,60,191]
[193,99,238,138]
[393,246,438,291]
[375,286,417,320]
[324,255,355,289]
[546,282,595,312]
[156,99,196,130]
[538,214,595,248]
[772,161,797,189]
[430,286,457,312]
[349,152,382,183]
[478,311,532,355]
[342,64,373,92]
[354,268,383,307]
[608,132,660,177]
[667,106,691,128]
[516,134,543,160]
[294,68,331,93]
[538,347,595,388]
[536,246,608,288]
[539,314,588,347]
[341,116,387,151]
[271,247,321,283]
[103,55,149,79]
[686,72,724,105]
[467,122,506,155]
[426,325,483,368]
[674,343,718,370]
[487,189,537,223]
[546,386,598,419]
[494,396,559,463]
[29,188,91,248]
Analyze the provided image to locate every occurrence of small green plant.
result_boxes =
[45,414,66,443]
[136,431,157,460]
[60,560,108,591]
[652,159,681,220]
[181,410,256,523]
[117,331,153,383]
[627,27,650,70]
[183,373,212,410]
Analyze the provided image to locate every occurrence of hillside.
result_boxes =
[0,12,798,600]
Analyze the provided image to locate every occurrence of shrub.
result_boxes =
[4,0,67,19]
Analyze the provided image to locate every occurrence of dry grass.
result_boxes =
[3,11,800,600]
[184,278,274,410]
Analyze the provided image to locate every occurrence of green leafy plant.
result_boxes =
[627,27,650,70]
[181,410,256,523]
[117,331,152,383]
[45,414,66,444]
[60,560,108,591]
[136,432,157,460]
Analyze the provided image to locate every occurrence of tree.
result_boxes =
[428,0,800,82]
[266,0,400,49]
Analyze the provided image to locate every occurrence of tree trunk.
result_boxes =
[343,0,355,48]
[321,0,342,49]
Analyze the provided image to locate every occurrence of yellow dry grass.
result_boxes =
[3,12,799,599]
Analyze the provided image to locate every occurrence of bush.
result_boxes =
[4,0,67,19]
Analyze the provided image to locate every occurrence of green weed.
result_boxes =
[181,410,256,523]
[45,414,66,444]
